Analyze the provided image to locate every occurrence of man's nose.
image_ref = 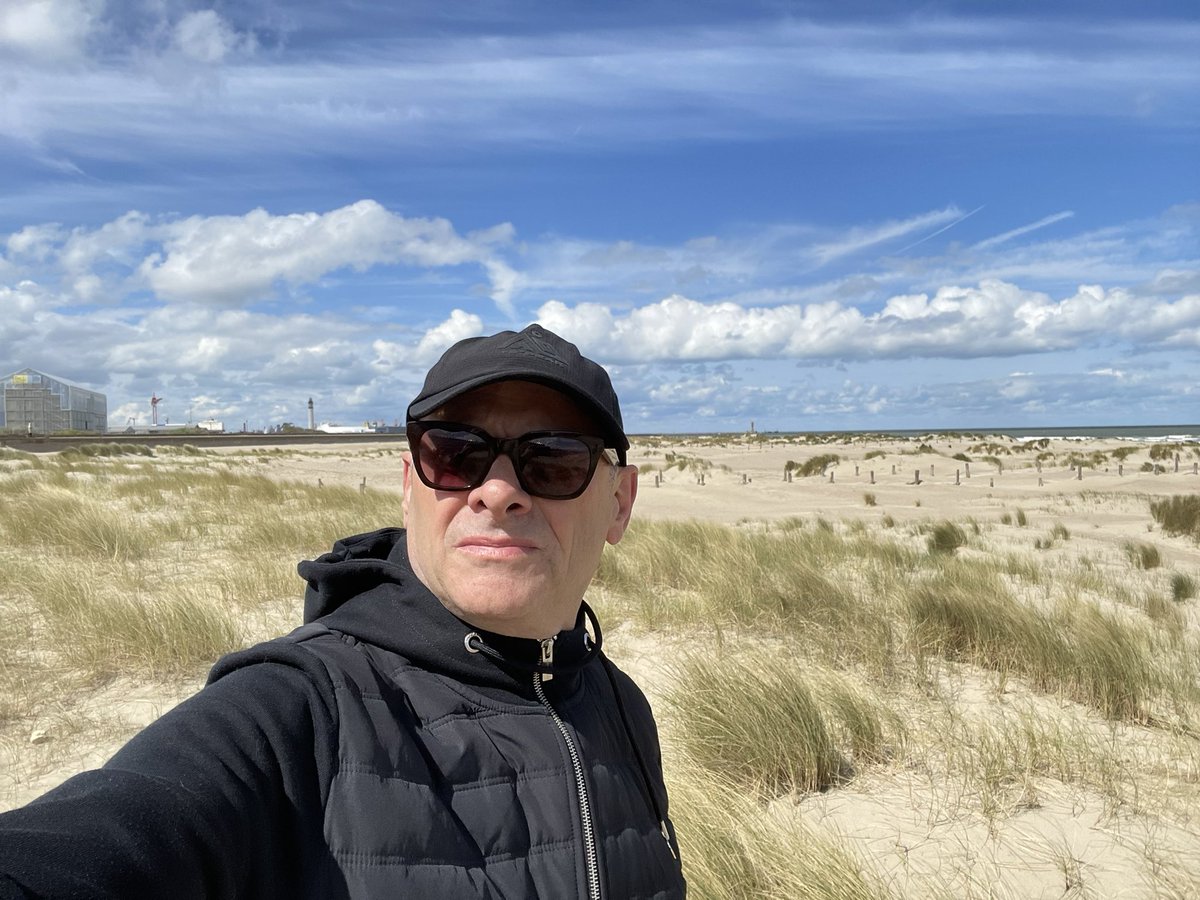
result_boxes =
[468,451,532,515]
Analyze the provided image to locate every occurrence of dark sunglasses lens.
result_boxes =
[518,436,597,498]
[418,428,493,489]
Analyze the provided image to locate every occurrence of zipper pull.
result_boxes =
[540,636,555,682]
[660,820,677,860]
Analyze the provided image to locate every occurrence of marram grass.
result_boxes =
[667,758,893,900]
[667,652,902,796]
[0,452,401,688]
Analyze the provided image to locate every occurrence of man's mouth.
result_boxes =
[455,536,538,559]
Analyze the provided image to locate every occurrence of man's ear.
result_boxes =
[606,465,638,545]
[401,452,414,522]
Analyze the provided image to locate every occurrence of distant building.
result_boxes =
[316,422,374,435]
[1,369,107,435]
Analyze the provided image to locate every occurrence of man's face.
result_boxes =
[402,380,637,638]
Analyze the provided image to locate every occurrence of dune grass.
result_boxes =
[1172,572,1197,602]
[667,653,901,796]
[1124,540,1162,569]
[667,760,893,900]
[786,454,840,478]
[1150,495,1200,540]
[0,453,400,691]
[926,521,967,554]
[3,443,1200,896]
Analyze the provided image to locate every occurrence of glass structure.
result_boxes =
[1,369,108,435]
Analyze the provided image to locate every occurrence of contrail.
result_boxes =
[973,211,1075,250]
[894,204,986,254]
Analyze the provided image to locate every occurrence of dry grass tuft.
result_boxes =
[1150,494,1200,540]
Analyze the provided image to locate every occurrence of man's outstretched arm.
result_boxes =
[0,655,339,900]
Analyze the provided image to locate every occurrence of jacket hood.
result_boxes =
[297,527,599,697]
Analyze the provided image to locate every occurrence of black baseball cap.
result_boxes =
[407,324,629,465]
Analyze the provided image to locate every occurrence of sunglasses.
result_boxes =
[406,420,612,500]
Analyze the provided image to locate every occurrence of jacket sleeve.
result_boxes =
[0,652,339,900]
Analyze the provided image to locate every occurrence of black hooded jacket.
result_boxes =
[0,528,685,899]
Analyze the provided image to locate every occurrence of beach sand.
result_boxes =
[3,433,1198,896]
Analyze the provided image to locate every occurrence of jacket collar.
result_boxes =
[297,527,598,699]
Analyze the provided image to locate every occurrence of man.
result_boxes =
[0,324,686,899]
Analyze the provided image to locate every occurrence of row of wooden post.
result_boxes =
[329,458,1198,492]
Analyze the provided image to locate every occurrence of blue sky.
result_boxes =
[1,0,1197,433]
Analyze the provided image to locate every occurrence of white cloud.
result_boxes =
[0,280,53,319]
[537,278,1200,365]
[0,0,100,61]
[5,196,1198,433]
[173,10,255,64]
[809,207,964,266]
[5,12,1197,173]
[973,211,1076,250]
[5,201,517,311]
[412,310,484,364]
[6,222,65,259]
[369,309,485,374]
[137,201,514,308]
[60,211,152,274]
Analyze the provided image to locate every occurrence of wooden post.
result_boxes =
[891,464,896,475]
[1175,453,1181,473]
[869,470,875,485]
[1118,463,1123,476]
[914,469,921,485]
[855,464,860,476]
[965,462,970,478]
[1077,466,1082,481]
[828,470,834,484]
[360,477,366,493]
[930,464,935,477]
[955,469,960,485]
[990,477,994,488]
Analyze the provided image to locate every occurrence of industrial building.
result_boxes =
[1,369,108,435]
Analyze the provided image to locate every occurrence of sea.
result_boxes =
[654,425,1200,442]
[852,425,1200,443]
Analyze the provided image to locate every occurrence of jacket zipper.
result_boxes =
[534,636,601,900]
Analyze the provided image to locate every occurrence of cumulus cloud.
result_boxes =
[369,309,484,373]
[6,223,66,259]
[536,279,1200,364]
[5,201,518,312]
[137,201,515,309]
[5,196,1198,432]
[412,310,484,364]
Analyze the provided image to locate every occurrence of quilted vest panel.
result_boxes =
[295,628,685,899]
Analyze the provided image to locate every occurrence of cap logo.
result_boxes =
[500,326,567,369]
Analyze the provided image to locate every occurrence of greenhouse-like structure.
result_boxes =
[1,369,108,435]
